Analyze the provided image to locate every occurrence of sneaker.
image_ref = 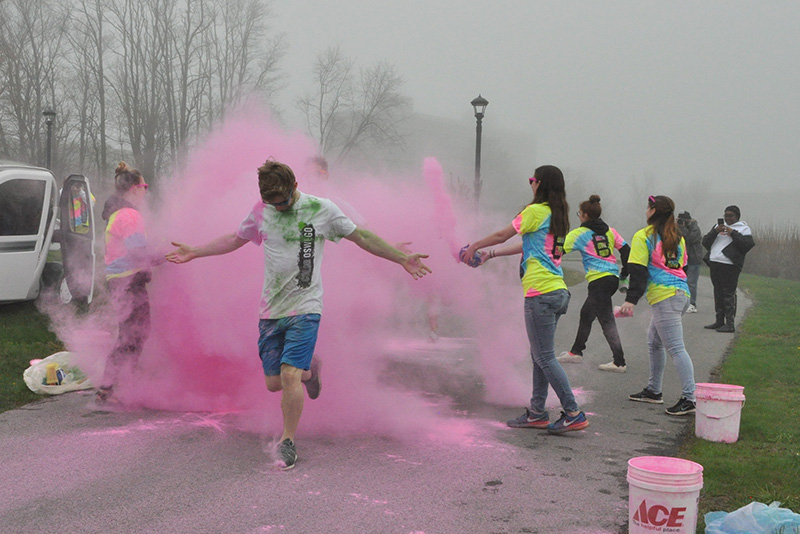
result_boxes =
[715,324,735,333]
[303,357,322,400]
[665,397,696,416]
[686,304,698,313]
[628,388,664,404]
[598,361,626,373]
[557,351,584,364]
[546,411,589,434]
[94,386,113,405]
[277,438,298,470]
[704,322,724,330]
[506,408,550,429]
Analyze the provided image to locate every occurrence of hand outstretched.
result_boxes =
[402,253,432,280]
[165,241,196,264]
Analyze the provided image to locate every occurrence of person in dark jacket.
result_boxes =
[702,205,755,333]
[677,211,703,313]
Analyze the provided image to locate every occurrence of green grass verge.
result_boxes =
[680,273,800,531]
[0,301,65,412]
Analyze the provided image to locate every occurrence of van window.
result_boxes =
[0,179,46,236]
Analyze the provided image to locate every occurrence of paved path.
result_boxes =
[0,273,749,534]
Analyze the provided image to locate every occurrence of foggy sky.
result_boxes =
[270,1,799,225]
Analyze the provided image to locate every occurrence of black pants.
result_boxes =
[101,272,151,388]
[571,275,625,366]
[709,262,740,325]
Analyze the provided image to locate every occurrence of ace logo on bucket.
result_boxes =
[632,499,687,531]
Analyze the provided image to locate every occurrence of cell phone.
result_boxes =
[717,218,724,226]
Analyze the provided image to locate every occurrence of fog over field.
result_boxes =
[271,1,800,231]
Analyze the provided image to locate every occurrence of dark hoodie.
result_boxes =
[102,195,137,222]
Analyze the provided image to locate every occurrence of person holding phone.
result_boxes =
[702,205,755,333]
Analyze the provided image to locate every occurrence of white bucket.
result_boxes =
[694,383,745,443]
[627,456,704,534]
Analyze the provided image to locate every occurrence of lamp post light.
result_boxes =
[43,108,56,169]
[471,94,488,206]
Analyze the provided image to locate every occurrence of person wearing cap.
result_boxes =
[701,205,755,333]
[676,211,703,313]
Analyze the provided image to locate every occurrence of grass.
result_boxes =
[0,301,65,412]
[2,272,799,530]
[745,223,800,282]
[680,273,800,532]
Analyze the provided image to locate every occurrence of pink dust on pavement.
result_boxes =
[49,108,564,441]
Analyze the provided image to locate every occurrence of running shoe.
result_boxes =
[506,408,550,429]
[598,361,626,373]
[277,438,297,470]
[546,411,589,434]
[557,351,584,364]
[686,305,698,313]
[94,386,113,405]
[665,397,696,416]
[628,388,663,404]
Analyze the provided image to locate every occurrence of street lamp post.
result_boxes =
[43,108,56,169]
[471,95,488,206]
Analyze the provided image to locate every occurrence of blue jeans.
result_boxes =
[524,289,579,414]
[684,264,700,306]
[646,293,696,401]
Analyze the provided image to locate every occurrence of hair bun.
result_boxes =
[115,161,130,176]
[589,194,601,203]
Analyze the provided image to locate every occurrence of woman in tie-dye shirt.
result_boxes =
[95,162,161,405]
[462,165,589,435]
[558,195,630,373]
[620,195,696,416]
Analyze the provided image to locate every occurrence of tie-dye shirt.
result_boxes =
[105,207,147,279]
[564,226,627,282]
[629,226,689,305]
[236,192,357,320]
[512,203,567,297]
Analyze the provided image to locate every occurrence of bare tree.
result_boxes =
[0,0,285,183]
[209,0,286,125]
[64,0,110,179]
[297,45,354,156]
[160,0,214,162]
[105,0,175,183]
[0,0,67,166]
[297,46,411,164]
[337,61,410,161]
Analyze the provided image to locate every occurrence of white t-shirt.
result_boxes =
[236,192,357,319]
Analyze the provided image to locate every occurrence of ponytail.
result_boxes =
[114,161,143,193]
[579,194,602,221]
[647,195,680,258]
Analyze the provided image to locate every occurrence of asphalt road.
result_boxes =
[0,274,748,534]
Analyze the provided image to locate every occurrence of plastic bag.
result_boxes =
[705,501,800,534]
[23,351,94,395]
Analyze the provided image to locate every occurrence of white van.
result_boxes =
[0,161,96,303]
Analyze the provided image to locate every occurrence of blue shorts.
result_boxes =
[257,314,320,376]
